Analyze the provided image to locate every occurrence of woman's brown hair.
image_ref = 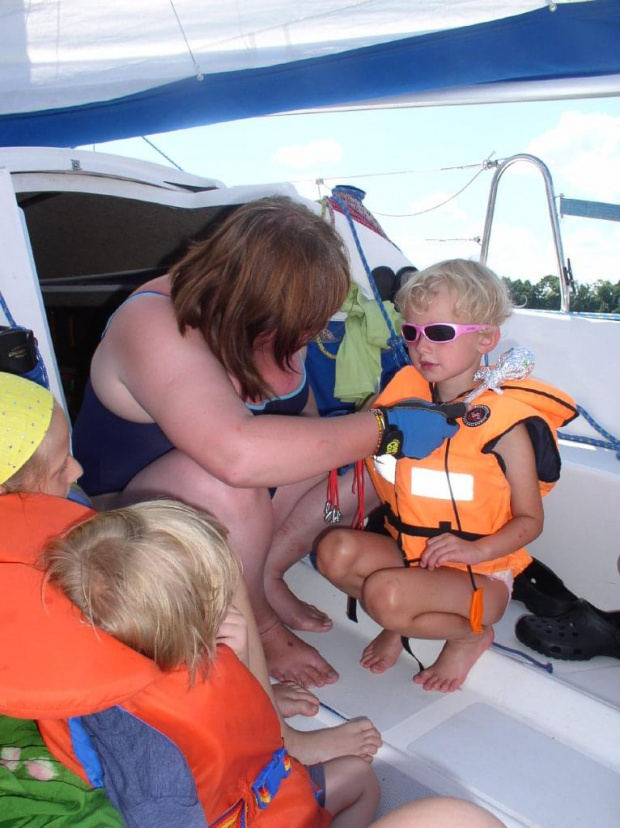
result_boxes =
[170,196,350,401]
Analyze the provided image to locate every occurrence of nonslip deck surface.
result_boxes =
[286,560,620,827]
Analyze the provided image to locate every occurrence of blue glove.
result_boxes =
[376,399,465,459]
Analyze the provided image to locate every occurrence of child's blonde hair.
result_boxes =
[44,500,240,683]
[396,259,513,326]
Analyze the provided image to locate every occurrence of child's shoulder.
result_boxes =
[490,376,577,430]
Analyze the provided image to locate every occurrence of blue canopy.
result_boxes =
[0,0,618,147]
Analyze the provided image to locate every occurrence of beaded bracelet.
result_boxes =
[369,408,386,454]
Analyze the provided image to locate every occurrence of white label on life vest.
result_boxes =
[410,468,474,501]
[373,454,397,484]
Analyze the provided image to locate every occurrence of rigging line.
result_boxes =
[372,166,487,218]
[288,161,486,185]
[168,0,203,80]
[141,137,184,171]
[426,236,482,245]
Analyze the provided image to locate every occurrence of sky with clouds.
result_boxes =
[91,95,620,291]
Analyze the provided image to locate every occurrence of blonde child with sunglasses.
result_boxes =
[317,259,576,692]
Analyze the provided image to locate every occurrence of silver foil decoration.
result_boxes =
[464,346,535,404]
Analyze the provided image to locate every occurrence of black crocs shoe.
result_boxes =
[512,558,579,617]
[515,600,620,661]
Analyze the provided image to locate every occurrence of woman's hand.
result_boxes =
[377,400,466,459]
[420,534,485,570]
[217,605,249,665]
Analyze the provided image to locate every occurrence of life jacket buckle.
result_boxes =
[252,747,292,809]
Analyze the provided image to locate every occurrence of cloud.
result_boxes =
[561,221,620,285]
[525,111,620,202]
[271,138,343,169]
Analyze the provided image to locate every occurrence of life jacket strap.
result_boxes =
[252,747,292,810]
[384,508,486,543]
[211,747,293,828]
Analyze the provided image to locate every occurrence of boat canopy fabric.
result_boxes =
[0,0,618,147]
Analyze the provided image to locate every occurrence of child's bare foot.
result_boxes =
[284,717,382,765]
[360,630,402,673]
[261,618,339,688]
[413,627,494,692]
[272,680,320,718]
[266,577,332,632]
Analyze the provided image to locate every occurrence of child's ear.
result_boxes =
[478,326,500,354]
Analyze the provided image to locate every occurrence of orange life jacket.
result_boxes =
[367,366,578,577]
[0,493,330,828]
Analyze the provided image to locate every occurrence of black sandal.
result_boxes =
[512,558,579,617]
[515,600,620,661]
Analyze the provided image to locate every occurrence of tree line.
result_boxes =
[503,275,620,314]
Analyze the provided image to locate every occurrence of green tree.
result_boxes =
[503,276,620,313]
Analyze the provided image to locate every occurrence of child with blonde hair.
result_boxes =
[45,499,382,827]
[317,259,577,693]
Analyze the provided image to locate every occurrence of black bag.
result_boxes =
[0,325,49,387]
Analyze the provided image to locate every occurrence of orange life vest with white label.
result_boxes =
[367,366,577,577]
[0,493,330,828]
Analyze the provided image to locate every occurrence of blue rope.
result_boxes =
[491,641,553,673]
[328,195,410,372]
[0,291,17,326]
[0,290,50,389]
[558,404,620,459]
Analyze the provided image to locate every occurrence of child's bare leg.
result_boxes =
[232,580,381,764]
[316,528,402,601]
[362,567,509,692]
[371,798,505,828]
[413,626,495,693]
[272,680,320,718]
[317,529,407,675]
[323,756,380,828]
[360,629,403,674]
[286,717,382,765]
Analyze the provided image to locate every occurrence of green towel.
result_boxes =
[0,715,123,828]
[334,283,402,406]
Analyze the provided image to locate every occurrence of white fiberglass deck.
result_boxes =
[286,559,620,828]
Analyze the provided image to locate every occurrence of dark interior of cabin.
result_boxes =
[18,191,237,420]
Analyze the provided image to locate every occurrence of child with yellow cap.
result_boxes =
[0,372,82,497]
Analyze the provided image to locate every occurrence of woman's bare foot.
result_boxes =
[413,627,494,692]
[360,629,402,674]
[272,680,320,718]
[266,576,332,632]
[261,618,339,687]
[284,717,382,765]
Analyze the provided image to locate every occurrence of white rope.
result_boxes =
[373,165,488,218]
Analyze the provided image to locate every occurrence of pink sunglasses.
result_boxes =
[401,322,489,344]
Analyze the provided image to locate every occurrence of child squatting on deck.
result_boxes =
[317,259,577,693]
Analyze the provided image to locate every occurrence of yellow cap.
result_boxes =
[0,373,54,485]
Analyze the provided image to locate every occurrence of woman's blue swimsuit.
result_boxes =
[72,292,309,496]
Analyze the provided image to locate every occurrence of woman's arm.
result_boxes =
[91,292,381,487]
[421,424,544,569]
